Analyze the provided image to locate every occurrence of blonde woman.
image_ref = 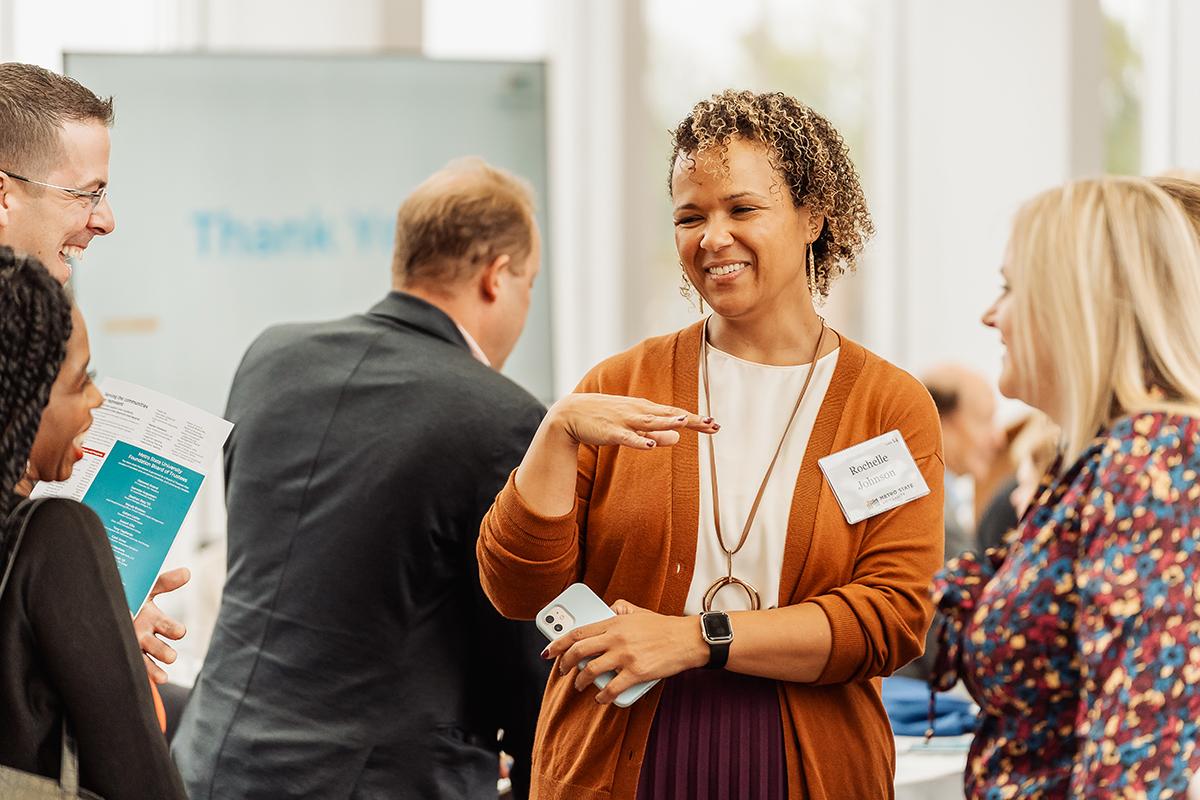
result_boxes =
[933,177,1200,798]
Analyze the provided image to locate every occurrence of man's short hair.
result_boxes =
[392,157,536,291]
[0,62,115,177]
[926,385,959,416]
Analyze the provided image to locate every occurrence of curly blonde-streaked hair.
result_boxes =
[669,90,874,300]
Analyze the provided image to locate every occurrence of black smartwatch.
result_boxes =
[700,611,733,669]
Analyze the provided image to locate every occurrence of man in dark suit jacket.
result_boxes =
[172,158,550,799]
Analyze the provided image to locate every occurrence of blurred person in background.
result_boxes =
[478,90,944,799]
[0,61,190,693]
[0,247,185,799]
[974,411,1059,554]
[920,364,1003,559]
[934,176,1200,798]
[898,365,1000,681]
[174,157,550,800]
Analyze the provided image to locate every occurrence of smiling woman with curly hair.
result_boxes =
[479,90,944,799]
[671,90,874,303]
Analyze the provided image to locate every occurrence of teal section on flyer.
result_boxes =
[80,439,203,611]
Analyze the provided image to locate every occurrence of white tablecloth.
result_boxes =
[894,735,969,800]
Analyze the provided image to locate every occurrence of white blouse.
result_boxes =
[684,342,840,615]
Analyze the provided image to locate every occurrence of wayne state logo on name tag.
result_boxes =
[818,430,930,524]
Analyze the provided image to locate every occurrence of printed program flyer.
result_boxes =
[32,378,233,611]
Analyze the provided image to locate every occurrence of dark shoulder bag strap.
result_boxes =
[0,497,48,601]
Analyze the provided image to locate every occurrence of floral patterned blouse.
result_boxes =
[932,411,1200,798]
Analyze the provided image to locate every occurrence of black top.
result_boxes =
[976,477,1020,553]
[0,497,186,799]
[173,292,551,800]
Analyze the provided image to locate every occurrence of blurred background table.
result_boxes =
[895,734,969,800]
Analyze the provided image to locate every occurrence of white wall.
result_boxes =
[544,0,644,392]
[0,0,420,67]
[423,0,546,59]
[204,0,420,51]
[1177,2,1200,170]
[865,0,1104,395]
[3,0,180,67]
[1142,0,1200,174]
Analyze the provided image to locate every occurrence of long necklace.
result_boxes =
[699,316,828,612]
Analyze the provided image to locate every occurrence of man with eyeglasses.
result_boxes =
[0,64,115,283]
[0,62,190,695]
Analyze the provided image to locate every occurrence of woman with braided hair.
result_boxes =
[0,246,185,798]
[479,90,944,798]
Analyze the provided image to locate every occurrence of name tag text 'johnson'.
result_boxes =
[849,453,893,491]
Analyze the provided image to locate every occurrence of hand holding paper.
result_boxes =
[134,566,191,684]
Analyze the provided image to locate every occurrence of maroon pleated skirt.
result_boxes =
[635,668,788,799]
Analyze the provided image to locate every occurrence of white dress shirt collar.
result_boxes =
[454,322,492,367]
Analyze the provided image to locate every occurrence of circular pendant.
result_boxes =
[703,575,761,612]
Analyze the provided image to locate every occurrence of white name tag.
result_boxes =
[818,430,930,524]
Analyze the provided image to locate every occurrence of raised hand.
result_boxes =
[550,392,720,450]
[515,393,720,516]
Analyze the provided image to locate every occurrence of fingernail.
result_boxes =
[646,440,656,448]
[676,415,687,422]
[712,423,721,431]
[702,416,714,424]
[541,647,551,659]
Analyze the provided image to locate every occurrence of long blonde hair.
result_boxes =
[1007,176,1200,461]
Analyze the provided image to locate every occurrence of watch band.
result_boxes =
[700,611,733,670]
[705,638,730,670]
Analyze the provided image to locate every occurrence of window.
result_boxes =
[1100,0,1145,175]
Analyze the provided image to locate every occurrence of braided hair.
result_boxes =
[669,90,875,301]
[0,246,73,520]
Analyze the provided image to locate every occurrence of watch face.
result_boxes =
[703,612,733,640]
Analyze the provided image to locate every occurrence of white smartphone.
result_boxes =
[535,583,659,708]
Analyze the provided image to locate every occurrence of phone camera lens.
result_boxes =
[544,615,554,624]
[554,623,563,632]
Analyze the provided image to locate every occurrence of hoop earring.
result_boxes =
[679,267,694,301]
[679,266,705,314]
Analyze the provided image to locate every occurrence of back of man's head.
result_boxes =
[0,62,114,177]
[391,157,536,294]
[922,363,1000,482]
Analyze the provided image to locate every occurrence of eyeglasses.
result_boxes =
[1,169,108,211]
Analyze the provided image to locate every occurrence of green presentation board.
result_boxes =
[65,53,553,414]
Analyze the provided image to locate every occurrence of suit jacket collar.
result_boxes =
[366,291,471,353]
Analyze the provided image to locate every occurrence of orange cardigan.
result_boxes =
[479,323,944,800]
[150,680,166,733]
